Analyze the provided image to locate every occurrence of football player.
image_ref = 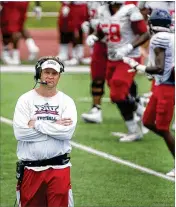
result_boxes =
[57,1,88,66]
[0,1,40,64]
[81,1,107,124]
[123,9,175,177]
[85,1,150,141]
[81,1,145,130]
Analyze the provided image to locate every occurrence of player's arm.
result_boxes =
[82,7,101,35]
[123,47,165,75]
[123,4,150,49]
[92,24,105,40]
[109,5,150,59]
[85,23,105,46]
[61,1,71,17]
[33,99,77,140]
[130,18,150,49]
[86,6,105,46]
[13,97,45,142]
[112,19,150,57]
[145,47,165,74]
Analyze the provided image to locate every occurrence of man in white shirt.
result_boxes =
[13,56,77,207]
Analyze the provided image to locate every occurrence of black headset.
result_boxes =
[34,56,65,82]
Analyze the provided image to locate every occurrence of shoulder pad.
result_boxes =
[122,4,144,21]
[151,32,171,49]
[97,5,109,19]
[97,5,106,15]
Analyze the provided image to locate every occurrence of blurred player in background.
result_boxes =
[81,1,107,124]
[123,9,175,176]
[81,1,143,126]
[84,1,150,141]
[57,1,74,62]
[57,1,89,66]
[0,1,41,65]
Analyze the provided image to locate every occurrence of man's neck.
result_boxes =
[109,5,121,15]
[35,87,58,97]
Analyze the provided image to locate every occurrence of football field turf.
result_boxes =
[0,69,175,207]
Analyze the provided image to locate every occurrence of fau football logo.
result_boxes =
[34,103,59,115]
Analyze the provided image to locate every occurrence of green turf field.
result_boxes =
[0,72,175,207]
[28,1,61,12]
[26,2,61,28]
[26,16,57,28]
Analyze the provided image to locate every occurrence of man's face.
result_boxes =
[41,68,60,88]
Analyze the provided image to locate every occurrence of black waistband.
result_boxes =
[22,153,70,167]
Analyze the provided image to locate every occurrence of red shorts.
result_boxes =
[143,84,175,130]
[91,41,107,80]
[125,1,138,5]
[18,167,73,207]
[59,3,88,33]
[70,4,88,30]
[0,2,29,34]
[58,4,74,33]
[106,57,140,101]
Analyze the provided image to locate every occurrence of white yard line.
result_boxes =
[78,97,110,103]
[27,12,59,17]
[1,116,174,182]
[0,65,90,73]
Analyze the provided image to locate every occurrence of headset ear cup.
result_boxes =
[34,62,42,81]
[60,62,65,73]
[35,57,49,81]
[36,67,41,80]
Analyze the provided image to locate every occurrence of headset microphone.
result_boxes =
[33,81,47,89]
[39,81,47,85]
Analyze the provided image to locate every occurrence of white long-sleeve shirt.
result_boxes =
[13,89,77,161]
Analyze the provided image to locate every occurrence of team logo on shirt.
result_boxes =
[34,103,59,115]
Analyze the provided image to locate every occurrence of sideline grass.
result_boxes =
[28,2,61,12]
[26,2,61,28]
[1,122,174,207]
[0,72,175,207]
[26,17,57,28]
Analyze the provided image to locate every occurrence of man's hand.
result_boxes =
[56,118,73,126]
[86,34,98,46]
[108,44,133,60]
[81,21,90,34]
[62,6,70,17]
[33,6,42,20]
[123,57,139,69]
[28,120,36,128]
[123,57,146,73]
